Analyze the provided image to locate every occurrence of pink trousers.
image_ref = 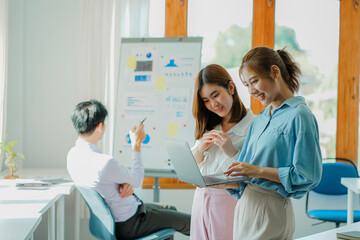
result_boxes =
[190,187,237,240]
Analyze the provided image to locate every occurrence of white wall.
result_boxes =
[7,0,81,169]
[7,0,25,165]
[7,1,358,240]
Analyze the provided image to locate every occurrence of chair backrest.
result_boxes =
[76,186,116,240]
[312,158,358,195]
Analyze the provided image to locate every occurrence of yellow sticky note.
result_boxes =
[127,56,137,69]
[155,77,166,90]
[167,122,178,136]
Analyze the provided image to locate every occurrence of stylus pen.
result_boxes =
[132,117,147,132]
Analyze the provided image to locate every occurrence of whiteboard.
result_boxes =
[113,37,203,170]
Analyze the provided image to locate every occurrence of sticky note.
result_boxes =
[127,56,137,69]
[155,77,166,90]
[167,122,178,136]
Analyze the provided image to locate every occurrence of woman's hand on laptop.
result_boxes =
[119,183,134,198]
[224,162,260,178]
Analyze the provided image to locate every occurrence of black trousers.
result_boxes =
[115,203,191,240]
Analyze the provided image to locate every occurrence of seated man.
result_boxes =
[67,99,190,239]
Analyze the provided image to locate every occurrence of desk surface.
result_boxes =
[296,222,360,240]
[0,186,62,214]
[0,168,76,240]
[0,169,75,213]
[341,178,360,194]
[0,168,75,194]
[0,216,42,240]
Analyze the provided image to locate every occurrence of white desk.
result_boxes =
[0,168,76,240]
[0,186,61,240]
[341,177,360,224]
[0,201,44,240]
[0,215,42,240]
[296,221,360,240]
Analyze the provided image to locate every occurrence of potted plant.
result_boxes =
[0,135,25,179]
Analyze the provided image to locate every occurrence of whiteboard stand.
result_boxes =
[144,169,177,202]
[153,178,160,202]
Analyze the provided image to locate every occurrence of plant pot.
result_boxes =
[4,165,18,179]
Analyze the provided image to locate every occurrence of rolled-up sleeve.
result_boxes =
[278,116,322,199]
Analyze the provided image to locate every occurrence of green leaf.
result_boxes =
[9,141,18,148]
[4,145,12,152]
[0,135,24,163]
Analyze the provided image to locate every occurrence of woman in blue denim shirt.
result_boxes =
[222,47,322,240]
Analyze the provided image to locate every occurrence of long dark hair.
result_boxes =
[192,64,247,140]
[239,47,301,93]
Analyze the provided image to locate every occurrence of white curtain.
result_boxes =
[78,0,150,155]
[0,0,8,172]
[78,0,150,217]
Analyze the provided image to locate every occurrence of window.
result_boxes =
[188,0,253,108]
[275,0,340,158]
[148,0,165,37]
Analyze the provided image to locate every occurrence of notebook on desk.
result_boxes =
[15,179,52,190]
[37,177,73,185]
[15,179,52,188]
[337,231,360,240]
[163,139,250,187]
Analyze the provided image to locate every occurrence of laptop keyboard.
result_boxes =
[203,174,250,185]
[202,175,227,185]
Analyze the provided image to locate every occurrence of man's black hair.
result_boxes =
[71,99,108,135]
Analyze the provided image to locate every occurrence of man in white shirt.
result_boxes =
[67,100,190,239]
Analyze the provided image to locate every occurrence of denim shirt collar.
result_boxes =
[260,96,306,117]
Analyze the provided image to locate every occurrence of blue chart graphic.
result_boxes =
[146,52,152,58]
[165,59,178,67]
[134,75,151,82]
[125,133,150,144]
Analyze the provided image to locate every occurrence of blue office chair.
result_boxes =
[76,186,176,240]
[305,158,360,228]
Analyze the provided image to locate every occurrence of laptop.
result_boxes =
[163,139,250,187]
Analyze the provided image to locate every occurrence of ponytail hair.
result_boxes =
[239,47,301,93]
